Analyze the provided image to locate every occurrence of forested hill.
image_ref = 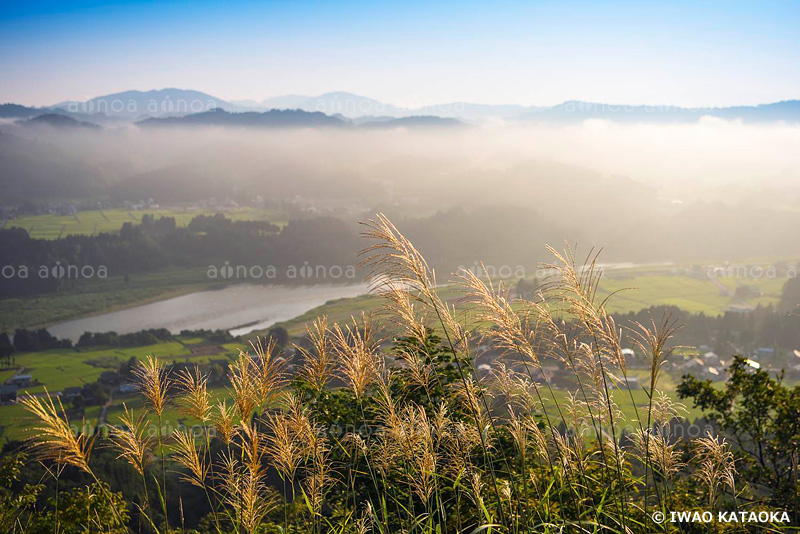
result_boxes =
[137,108,346,128]
[0,208,567,299]
[0,214,359,298]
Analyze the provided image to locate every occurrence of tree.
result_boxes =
[0,453,42,533]
[119,356,138,380]
[83,382,110,406]
[779,274,800,313]
[678,356,800,520]
[71,394,85,410]
[28,482,129,534]
[0,333,14,368]
[515,277,540,300]
[268,326,289,347]
[12,328,34,352]
[0,333,13,357]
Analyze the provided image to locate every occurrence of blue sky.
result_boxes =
[1,0,798,107]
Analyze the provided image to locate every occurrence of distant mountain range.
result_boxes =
[358,115,463,129]
[52,88,239,119]
[138,108,345,128]
[138,109,464,129]
[23,113,101,130]
[233,91,531,120]
[1,88,799,125]
[518,99,800,124]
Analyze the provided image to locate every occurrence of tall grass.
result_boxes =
[19,214,753,533]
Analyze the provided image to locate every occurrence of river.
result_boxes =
[47,283,371,342]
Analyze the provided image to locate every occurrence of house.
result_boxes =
[703,351,720,366]
[0,384,17,403]
[476,363,492,376]
[118,383,138,394]
[62,386,82,400]
[8,374,31,387]
[623,375,640,390]
[621,348,636,365]
[683,357,704,371]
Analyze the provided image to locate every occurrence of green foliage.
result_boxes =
[27,482,129,534]
[678,356,800,520]
[779,274,800,313]
[267,326,289,348]
[0,453,43,533]
[390,330,464,409]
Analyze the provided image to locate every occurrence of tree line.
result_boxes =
[0,213,360,298]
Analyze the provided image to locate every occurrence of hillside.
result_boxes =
[53,88,238,118]
[23,113,101,130]
[137,107,346,128]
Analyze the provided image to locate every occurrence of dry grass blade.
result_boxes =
[19,388,94,473]
[229,350,259,421]
[632,429,684,480]
[543,245,629,375]
[264,409,303,481]
[296,316,334,393]
[360,214,466,348]
[359,213,437,294]
[331,314,381,399]
[303,443,332,519]
[650,391,686,428]
[134,355,170,416]
[693,433,736,505]
[218,449,275,534]
[250,336,287,408]
[173,429,209,488]
[630,313,682,393]
[459,266,543,367]
[108,403,153,476]
[176,365,212,422]
[213,399,239,445]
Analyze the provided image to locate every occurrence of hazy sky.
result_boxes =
[1,0,798,107]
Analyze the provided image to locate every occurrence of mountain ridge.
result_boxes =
[52,88,238,119]
[2,90,799,124]
[136,107,346,128]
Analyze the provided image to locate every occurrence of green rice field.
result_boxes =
[6,207,285,239]
[0,338,247,443]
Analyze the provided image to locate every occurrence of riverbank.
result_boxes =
[47,282,371,342]
[1,258,792,336]
[0,268,215,332]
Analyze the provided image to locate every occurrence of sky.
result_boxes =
[1,0,798,108]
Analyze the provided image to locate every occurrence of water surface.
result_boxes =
[48,283,370,341]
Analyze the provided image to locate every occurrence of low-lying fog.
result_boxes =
[3,118,800,262]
